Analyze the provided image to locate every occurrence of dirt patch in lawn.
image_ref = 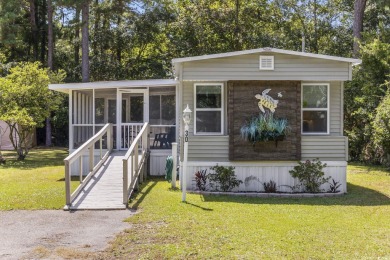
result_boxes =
[0,210,135,259]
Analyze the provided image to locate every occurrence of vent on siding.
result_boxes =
[259,55,274,70]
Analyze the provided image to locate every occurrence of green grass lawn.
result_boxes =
[0,150,389,258]
[0,148,78,210]
[102,164,390,259]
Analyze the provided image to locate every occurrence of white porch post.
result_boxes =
[116,89,121,150]
[144,88,149,123]
[92,89,95,135]
[69,90,73,150]
[182,104,192,202]
[171,142,177,188]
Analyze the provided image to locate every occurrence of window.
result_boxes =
[259,55,274,70]
[194,83,223,135]
[302,83,329,134]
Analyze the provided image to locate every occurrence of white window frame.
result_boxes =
[194,83,224,135]
[301,83,330,135]
[259,55,274,70]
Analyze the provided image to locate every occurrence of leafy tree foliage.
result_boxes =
[372,91,390,165]
[0,0,389,164]
[344,39,390,163]
[0,62,65,159]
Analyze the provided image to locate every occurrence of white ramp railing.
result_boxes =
[64,123,113,207]
[121,123,144,149]
[123,122,150,205]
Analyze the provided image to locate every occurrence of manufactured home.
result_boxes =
[50,47,361,209]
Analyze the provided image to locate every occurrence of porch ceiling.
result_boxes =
[49,79,179,93]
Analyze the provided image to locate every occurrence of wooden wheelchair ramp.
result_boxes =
[68,151,127,210]
[64,122,150,211]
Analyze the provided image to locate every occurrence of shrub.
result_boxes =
[289,159,329,193]
[263,180,277,193]
[209,165,242,192]
[194,169,208,191]
[327,179,342,193]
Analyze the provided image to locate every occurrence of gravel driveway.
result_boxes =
[0,210,135,259]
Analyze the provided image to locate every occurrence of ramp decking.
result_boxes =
[68,151,127,210]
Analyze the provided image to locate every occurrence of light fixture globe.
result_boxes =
[182,104,192,125]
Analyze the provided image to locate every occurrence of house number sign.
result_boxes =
[185,130,188,142]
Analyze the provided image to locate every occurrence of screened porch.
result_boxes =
[67,80,179,152]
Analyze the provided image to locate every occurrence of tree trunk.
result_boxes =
[29,0,39,61]
[93,0,99,57]
[116,0,123,63]
[75,7,81,65]
[313,0,318,54]
[40,0,47,64]
[353,0,366,58]
[47,0,54,70]
[45,117,52,146]
[234,0,241,51]
[46,0,54,147]
[81,0,90,82]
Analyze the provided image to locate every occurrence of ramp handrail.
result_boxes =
[64,123,113,206]
[123,122,150,205]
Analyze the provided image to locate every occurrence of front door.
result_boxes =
[118,89,148,150]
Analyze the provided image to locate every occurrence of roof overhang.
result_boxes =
[49,79,178,93]
[172,47,362,66]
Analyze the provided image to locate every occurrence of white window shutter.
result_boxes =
[259,56,274,70]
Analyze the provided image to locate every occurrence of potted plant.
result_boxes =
[240,112,290,145]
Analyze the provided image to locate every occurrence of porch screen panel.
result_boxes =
[95,98,104,124]
[93,89,119,149]
[149,88,176,149]
[72,90,93,149]
[150,95,161,125]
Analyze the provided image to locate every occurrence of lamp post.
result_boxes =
[182,104,192,202]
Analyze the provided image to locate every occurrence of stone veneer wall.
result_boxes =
[228,80,301,161]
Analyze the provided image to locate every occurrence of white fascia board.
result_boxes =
[172,47,362,65]
[49,79,179,93]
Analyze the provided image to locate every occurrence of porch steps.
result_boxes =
[67,151,127,210]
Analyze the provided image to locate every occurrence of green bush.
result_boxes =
[372,92,390,165]
[209,165,242,192]
[289,159,329,193]
[263,180,277,193]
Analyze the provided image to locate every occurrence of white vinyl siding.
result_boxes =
[330,81,342,135]
[183,81,346,162]
[182,53,350,81]
[301,136,348,161]
[188,136,229,162]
